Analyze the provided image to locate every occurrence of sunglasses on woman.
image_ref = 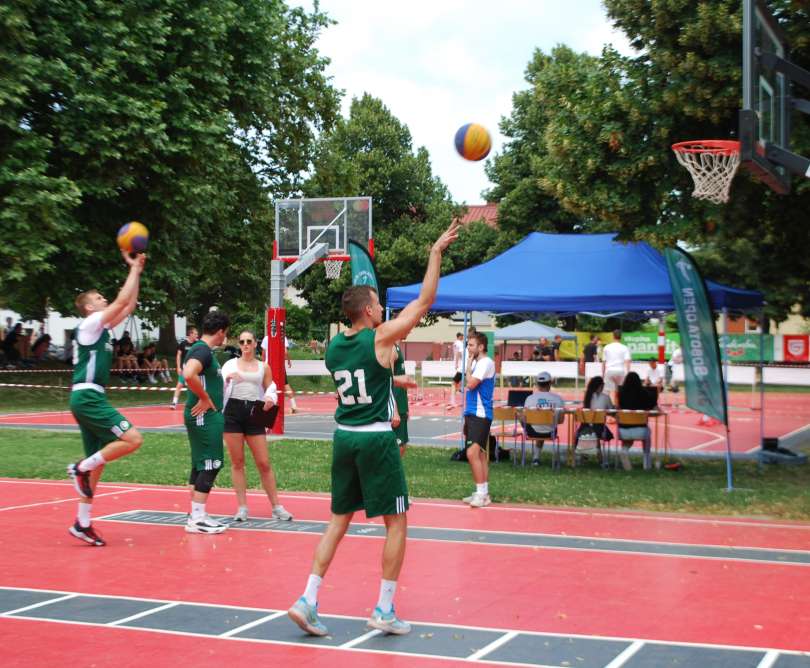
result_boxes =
[239,339,254,345]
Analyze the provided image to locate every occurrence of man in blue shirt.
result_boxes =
[462,332,496,508]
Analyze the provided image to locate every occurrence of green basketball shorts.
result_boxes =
[184,411,225,472]
[331,427,409,518]
[393,415,409,447]
[69,389,133,457]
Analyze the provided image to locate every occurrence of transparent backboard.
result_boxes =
[741,0,791,193]
[274,197,372,261]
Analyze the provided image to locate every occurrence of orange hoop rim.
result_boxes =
[672,140,740,156]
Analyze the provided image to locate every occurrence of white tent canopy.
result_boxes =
[494,321,576,341]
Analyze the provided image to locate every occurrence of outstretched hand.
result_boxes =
[122,249,146,272]
[432,221,460,254]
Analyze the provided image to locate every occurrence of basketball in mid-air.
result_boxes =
[455,123,492,161]
[116,221,149,254]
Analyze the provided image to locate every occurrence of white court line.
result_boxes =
[108,602,179,626]
[339,628,381,648]
[467,630,518,660]
[755,650,781,668]
[603,640,645,667]
[3,479,810,531]
[2,593,77,616]
[219,610,287,638]
[0,487,141,512]
[2,585,808,659]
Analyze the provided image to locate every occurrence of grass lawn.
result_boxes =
[2,428,809,520]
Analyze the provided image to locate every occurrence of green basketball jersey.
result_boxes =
[393,344,408,415]
[71,319,113,389]
[326,328,394,426]
[183,341,224,418]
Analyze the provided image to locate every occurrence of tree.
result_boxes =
[296,94,500,328]
[486,1,810,323]
[0,0,339,332]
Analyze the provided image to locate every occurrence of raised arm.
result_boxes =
[375,222,459,363]
[102,251,146,329]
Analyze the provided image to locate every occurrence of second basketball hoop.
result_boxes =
[672,140,741,205]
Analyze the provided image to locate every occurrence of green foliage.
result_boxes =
[296,94,463,328]
[0,0,339,326]
[486,2,810,323]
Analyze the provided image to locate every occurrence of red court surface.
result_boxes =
[2,478,809,667]
[2,387,808,455]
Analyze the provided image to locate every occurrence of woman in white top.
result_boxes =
[222,331,292,522]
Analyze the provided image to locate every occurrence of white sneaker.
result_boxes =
[147,375,157,384]
[469,493,491,508]
[185,515,227,534]
[462,493,476,504]
[272,505,293,521]
[233,506,249,522]
[170,402,177,410]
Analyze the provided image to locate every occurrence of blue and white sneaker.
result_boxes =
[288,597,328,636]
[367,606,411,635]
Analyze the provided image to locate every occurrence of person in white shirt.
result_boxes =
[642,359,665,396]
[601,329,631,405]
[667,346,683,391]
[450,332,465,406]
[223,330,292,522]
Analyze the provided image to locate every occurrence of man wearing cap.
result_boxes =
[523,372,565,466]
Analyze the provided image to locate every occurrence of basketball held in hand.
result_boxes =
[455,123,492,161]
[116,222,149,254]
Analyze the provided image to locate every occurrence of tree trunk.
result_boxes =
[157,316,177,355]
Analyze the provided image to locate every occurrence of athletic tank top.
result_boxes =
[184,341,224,417]
[71,319,113,390]
[393,344,408,415]
[326,328,394,426]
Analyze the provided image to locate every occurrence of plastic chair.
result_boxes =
[575,408,611,469]
[521,408,563,471]
[615,410,651,470]
[493,406,522,465]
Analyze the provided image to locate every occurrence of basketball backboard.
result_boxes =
[273,197,372,262]
[740,0,792,193]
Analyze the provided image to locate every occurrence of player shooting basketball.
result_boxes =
[288,221,459,637]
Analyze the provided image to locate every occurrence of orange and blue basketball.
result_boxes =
[116,221,149,254]
[455,123,492,161]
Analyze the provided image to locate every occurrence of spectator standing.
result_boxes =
[667,346,683,392]
[222,330,292,522]
[535,337,554,361]
[450,332,465,407]
[462,332,496,507]
[522,371,565,466]
[602,329,631,406]
[551,335,564,361]
[583,335,600,364]
[171,327,199,409]
[1,323,23,366]
[617,372,658,471]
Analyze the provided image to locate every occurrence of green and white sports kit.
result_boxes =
[183,341,225,472]
[69,312,132,456]
[392,344,409,447]
[326,328,408,518]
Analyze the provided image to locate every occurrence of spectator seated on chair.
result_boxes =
[575,375,614,464]
[617,372,658,471]
[522,371,565,466]
[137,343,171,383]
[29,334,52,363]
[642,359,665,398]
[115,333,139,382]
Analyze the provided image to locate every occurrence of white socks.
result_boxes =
[191,501,206,520]
[376,579,397,614]
[476,482,488,495]
[303,574,322,607]
[77,502,92,528]
[79,451,106,472]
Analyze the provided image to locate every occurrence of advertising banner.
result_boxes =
[783,335,810,362]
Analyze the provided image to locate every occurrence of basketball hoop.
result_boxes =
[672,140,741,204]
[323,259,344,280]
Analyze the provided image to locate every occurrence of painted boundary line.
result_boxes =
[1,586,808,665]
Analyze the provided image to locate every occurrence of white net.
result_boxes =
[672,140,741,204]
[324,259,344,280]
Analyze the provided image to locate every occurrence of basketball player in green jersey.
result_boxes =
[392,342,416,456]
[67,250,146,546]
[182,310,230,534]
[288,221,459,637]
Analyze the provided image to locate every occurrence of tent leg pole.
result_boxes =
[460,312,469,452]
[722,308,733,492]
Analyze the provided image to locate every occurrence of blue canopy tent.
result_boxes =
[386,233,765,469]
[386,233,763,313]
